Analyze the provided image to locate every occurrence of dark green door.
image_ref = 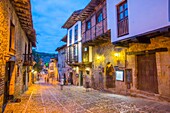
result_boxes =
[80,71,83,86]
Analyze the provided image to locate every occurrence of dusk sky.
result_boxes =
[31,0,90,53]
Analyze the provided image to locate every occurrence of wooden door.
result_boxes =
[137,54,158,93]
[4,62,10,105]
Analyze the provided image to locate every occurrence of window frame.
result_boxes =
[117,0,129,37]
[86,19,91,31]
[73,44,78,62]
[74,25,78,42]
[69,29,72,44]
[169,0,170,21]
[96,9,103,24]
[9,21,15,50]
[117,0,128,22]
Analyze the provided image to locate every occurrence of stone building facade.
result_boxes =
[107,0,170,100]
[125,37,170,99]
[62,10,83,86]
[56,45,71,83]
[91,42,126,90]
[57,0,170,101]
[79,0,116,89]
[0,0,36,111]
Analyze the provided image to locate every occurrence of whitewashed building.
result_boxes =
[62,10,83,86]
[56,39,71,84]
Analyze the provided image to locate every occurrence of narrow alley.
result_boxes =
[1,0,170,113]
[4,80,170,113]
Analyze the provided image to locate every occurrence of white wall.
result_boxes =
[67,21,82,63]
[107,0,170,43]
[78,42,82,62]
[58,48,66,77]
[67,21,82,45]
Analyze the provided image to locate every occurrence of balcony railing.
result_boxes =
[68,55,78,64]
[82,18,107,43]
[23,53,33,66]
[118,17,129,37]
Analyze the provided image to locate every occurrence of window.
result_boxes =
[83,47,89,63]
[69,46,73,62]
[117,1,128,21]
[96,10,103,23]
[84,47,87,52]
[67,48,69,62]
[69,30,72,44]
[9,21,15,50]
[86,20,91,30]
[74,45,78,56]
[73,44,78,62]
[24,43,27,61]
[117,0,129,37]
[169,0,170,21]
[75,25,78,42]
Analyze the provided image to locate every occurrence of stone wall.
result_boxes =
[91,36,170,98]
[156,52,170,97]
[127,36,170,98]
[9,0,29,97]
[0,0,11,111]
[92,42,127,92]
[0,0,32,111]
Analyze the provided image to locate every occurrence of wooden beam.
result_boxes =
[126,48,168,55]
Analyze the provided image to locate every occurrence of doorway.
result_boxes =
[23,71,26,92]
[137,53,158,93]
[80,71,83,86]
[63,73,66,85]
[69,72,73,85]
[3,62,14,109]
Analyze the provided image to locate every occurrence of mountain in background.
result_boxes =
[33,49,58,64]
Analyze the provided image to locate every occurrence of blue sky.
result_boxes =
[31,0,90,53]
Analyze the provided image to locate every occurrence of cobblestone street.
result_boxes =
[4,81,170,113]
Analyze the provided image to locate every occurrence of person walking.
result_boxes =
[47,73,49,84]
[91,74,95,89]
[60,76,64,90]
[99,72,104,90]
[85,75,90,92]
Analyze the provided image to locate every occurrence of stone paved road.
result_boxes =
[4,82,170,113]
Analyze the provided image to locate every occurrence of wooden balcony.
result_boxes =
[23,53,33,66]
[82,18,108,45]
[118,17,129,37]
